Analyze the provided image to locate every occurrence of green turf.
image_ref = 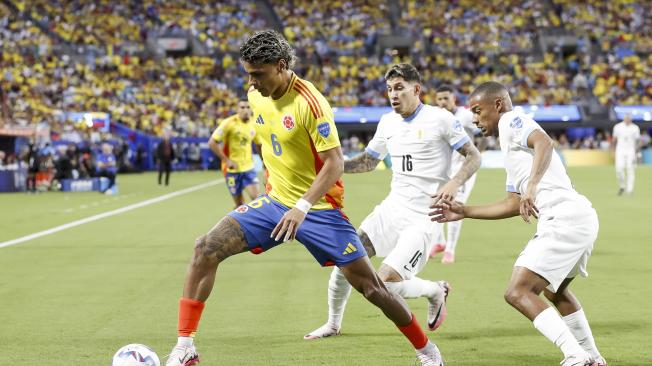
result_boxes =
[0,167,650,365]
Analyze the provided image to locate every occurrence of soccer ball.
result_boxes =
[111,344,160,366]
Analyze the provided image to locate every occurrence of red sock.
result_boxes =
[397,314,429,349]
[178,298,205,337]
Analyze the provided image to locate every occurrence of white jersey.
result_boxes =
[498,111,587,211]
[366,103,470,214]
[613,122,640,154]
[450,107,479,174]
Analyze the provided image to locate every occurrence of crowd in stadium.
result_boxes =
[1,0,650,147]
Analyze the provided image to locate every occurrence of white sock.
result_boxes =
[533,307,586,358]
[177,336,193,347]
[384,277,442,299]
[626,165,635,193]
[416,341,435,354]
[327,266,352,329]
[616,167,626,189]
[445,220,462,253]
[563,308,602,360]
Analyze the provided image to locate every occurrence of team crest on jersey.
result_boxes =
[510,117,523,129]
[235,205,249,213]
[317,122,331,138]
[282,115,295,130]
[453,120,463,132]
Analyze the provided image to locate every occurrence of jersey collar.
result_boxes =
[403,103,423,123]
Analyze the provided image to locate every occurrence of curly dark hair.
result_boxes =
[384,63,422,83]
[239,30,297,69]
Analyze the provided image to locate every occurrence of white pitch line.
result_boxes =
[0,179,224,249]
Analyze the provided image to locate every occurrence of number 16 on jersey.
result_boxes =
[402,154,413,172]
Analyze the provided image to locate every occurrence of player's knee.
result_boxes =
[193,234,225,264]
[503,287,523,307]
[192,235,215,265]
[359,280,390,304]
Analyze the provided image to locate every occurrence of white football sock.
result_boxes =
[384,277,442,299]
[616,167,626,189]
[533,307,586,358]
[327,266,352,328]
[416,341,435,355]
[177,336,193,347]
[445,220,462,253]
[626,165,635,193]
[563,308,602,360]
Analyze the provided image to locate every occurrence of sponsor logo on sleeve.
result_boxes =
[317,122,331,138]
[235,205,249,213]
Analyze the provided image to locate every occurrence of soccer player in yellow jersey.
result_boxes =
[166,30,444,366]
[208,99,262,207]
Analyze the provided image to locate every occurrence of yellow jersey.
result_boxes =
[248,73,344,210]
[211,114,261,173]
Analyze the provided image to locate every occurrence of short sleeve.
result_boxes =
[304,95,340,152]
[506,175,518,193]
[444,113,471,151]
[252,129,262,145]
[365,116,388,159]
[504,114,544,148]
[211,123,226,143]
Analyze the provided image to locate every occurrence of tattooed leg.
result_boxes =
[182,216,249,301]
[357,229,376,258]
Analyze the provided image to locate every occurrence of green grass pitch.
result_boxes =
[1,167,651,365]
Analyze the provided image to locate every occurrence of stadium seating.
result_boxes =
[1,0,650,139]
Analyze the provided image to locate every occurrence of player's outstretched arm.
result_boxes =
[343,151,381,174]
[271,146,345,242]
[430,192,521,222]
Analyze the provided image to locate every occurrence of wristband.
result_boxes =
[294,198,312,213]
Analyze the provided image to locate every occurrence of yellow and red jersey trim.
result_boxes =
[293,80,324,120]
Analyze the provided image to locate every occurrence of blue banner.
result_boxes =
[333,105,581,123]
[613,105,652,122]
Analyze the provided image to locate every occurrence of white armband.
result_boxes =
[294,198,312,213]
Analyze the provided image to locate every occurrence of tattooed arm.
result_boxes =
[343,151,381,173]
[449,141,482,187]
[433,141,481,203]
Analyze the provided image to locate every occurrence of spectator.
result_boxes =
[21,142,38,193]
[156,131,175,186]
[187,142,201,171]
[641,131,651,149]
[96,143,117,194]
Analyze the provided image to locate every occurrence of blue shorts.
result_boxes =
[225,169,259,196]
[228,195,367,266]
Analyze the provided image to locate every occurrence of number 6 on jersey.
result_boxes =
[271,133,283,156]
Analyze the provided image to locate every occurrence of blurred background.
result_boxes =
[1,0,651,192]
